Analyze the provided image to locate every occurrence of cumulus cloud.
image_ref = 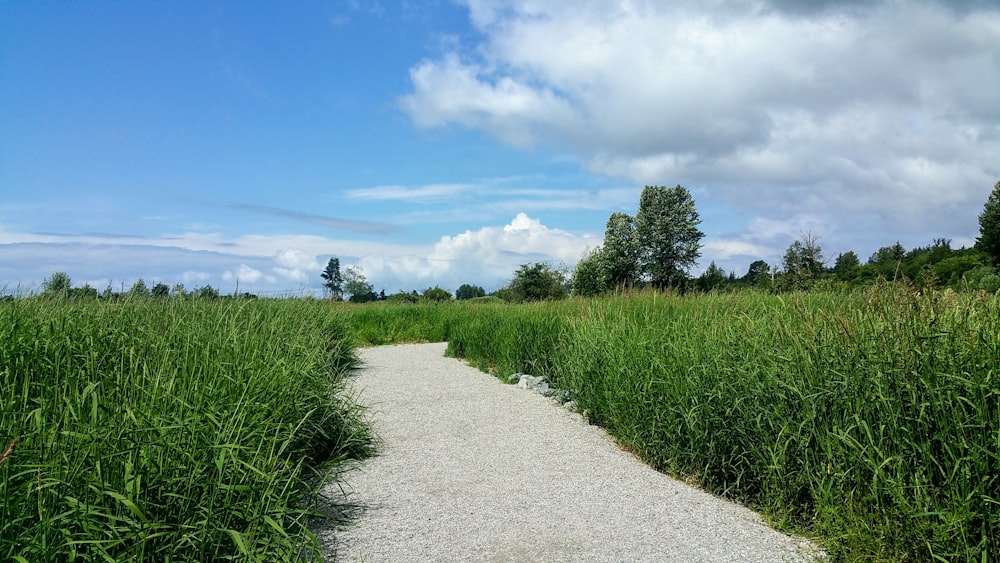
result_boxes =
[355,213,597,291]
[401,0,1000,248]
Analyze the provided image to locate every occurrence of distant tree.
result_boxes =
[42,272,72,298]
[868,241,907,278]
[976,180,1000,265]
[635,185,704,288]
[695,261,727,292]
[833,251,861,280]
[603,212,641,290]
[783,232,825,278]
[455,284,486,300]
[101,283,114,300]
[422,286,452,302]
[572,247,608,297]
[195,285,219,300]
[69,283,98,300]
[321,258,344,300]
[386,290,420,304]
[151,283,170,298]
[129,278,149,297]
[742,260,772,286]
[172,283,186,298]
[343,267,375,303]
[506,262,568,302]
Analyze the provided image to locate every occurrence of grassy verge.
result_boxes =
[1,298,372,561]
[444,287,999,561]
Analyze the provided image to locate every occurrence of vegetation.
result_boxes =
[1,297,372,561]
[321,257,343,300]
[977,180,1000,265]
[443,288,999,561]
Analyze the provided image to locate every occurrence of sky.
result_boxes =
[2,0,998,297]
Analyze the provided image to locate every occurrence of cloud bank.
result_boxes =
[401,0,1000,258]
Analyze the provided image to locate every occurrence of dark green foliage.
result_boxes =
[421,286,452,302]
[976,180,1000,265]
[602,212,641,290]
[695,261,727,292]
[42,272,72,298]
[504,263,568,302]
[455,284,486,300]
[635,185,704,288]
[571,247,607,297]
[321,258,343,299]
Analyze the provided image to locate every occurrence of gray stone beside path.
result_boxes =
[320,342,822,562]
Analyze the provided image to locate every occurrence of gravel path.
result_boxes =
[320,342,822,562]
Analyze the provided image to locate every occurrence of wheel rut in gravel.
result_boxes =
[320,342,822,562]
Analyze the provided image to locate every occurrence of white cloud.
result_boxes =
[355,212,597,291]
[401,0,1000,247]
[223,264,269,285]
[345,183,473,201]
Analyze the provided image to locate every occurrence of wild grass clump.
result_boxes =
[337,301,463,346]
[1,298,372,561]
[445,287,999,561]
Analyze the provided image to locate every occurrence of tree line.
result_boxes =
[17,181,999,303]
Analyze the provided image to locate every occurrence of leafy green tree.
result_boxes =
[695,261,727,292]
[151,283,170,298]
[422,286,452,302]
[343,267,375,303]
[195,284,219,300]
[172,283,186,298]
[321,258,344,300]
[572,247,608,297]
[42,272,72,298]
[506,262,567,302]
[455,284,485,300]
[783,232,825,278]
[386,290,420,303]
[635,185,704,288]
[976,180,1000,265]
[603,212,641,290]
[129,278,149,297]
[868,241,907,279]
[742,260,772,286]
[833,251,861,280]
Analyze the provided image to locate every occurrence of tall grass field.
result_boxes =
[444,286,999,561]
[1,298,372,561]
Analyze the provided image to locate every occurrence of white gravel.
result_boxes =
[320,342,822,562]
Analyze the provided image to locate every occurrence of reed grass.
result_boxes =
[444,286,999,561]
[1,297,372,561]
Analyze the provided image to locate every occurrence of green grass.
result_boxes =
[445,287,1000,561]
[1,297,372,561]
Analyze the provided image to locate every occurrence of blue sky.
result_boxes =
[3,1,999,296]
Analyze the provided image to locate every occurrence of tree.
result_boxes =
[343,267,375,303]
[695,261,727,292]
[634,185,704,288]
[976,180,1000,265]
[602,212,641,290]
[783,232,825,278]
[833,251,861,280]
[151,283,170,298]
[506,262,568,302]
[321,258,344,299]
[129,278,149,297]
[742,260,772,286]
[172,283,186,298]
[42,272,72,298]
[455,284,486,300]
[195,285,219,300]
[572,247,608,297]
[868,241,906,278]
[422,286,452,302]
